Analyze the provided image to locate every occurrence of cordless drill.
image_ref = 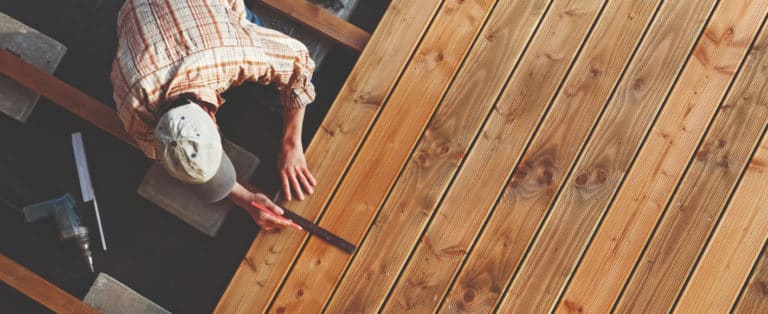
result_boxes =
[22,193,94,272]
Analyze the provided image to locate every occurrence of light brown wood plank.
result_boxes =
[558,1,768,313]
[381,0,608,312]
[0,49,136,148]
[0,254,98,314]
[267,0,497,311]
[258,0,370,51]
[440,0,662,312]
[616,9,768,313]
[676,132,768,312]
[214,0,443,311]
[324,1,550,312]
[497,1,718,312]
[734,241,768,313]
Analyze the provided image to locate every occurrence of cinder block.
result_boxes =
[137,140,259,237]
[84,273,170,314]
[0,12,66,122]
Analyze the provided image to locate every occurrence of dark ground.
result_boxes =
[0,0,389,312]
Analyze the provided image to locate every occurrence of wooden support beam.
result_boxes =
[0,49,137,149]
[0,254,98,314]
[259,0,370,51]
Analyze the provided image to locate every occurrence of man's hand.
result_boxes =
[228,182,298,231]
[278,144,317,201]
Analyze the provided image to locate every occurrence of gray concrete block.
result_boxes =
[0,12,66,122]
[84,273,170,314]
[137,140,259,237]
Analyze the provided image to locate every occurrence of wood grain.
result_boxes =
[0,49,136,148]
[676,133,768,312]
[497,1,718,312]
[267,0,498,311]
[560,2,768,311]
[616,7,768,312]
[258,0,370,51]
[0,254,98,314]
[440,0,662,312]
[734,241,768,313]
[323,0,550,312]
[379,0,608,312]
[214,0,444,311]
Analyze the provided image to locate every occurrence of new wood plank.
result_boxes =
[440,0,662,312]
[0,254,98,314]
[734,242,768,313]
[560,3,768,311]
[496,1,718,312]
[258,0,370,51]
[381,0,608,312]
[214,0,444,311]
[0,49,136,148]
[616,12,768,313]
[676,132,768,312]
[267,0,497,311]
[324,1,550,311]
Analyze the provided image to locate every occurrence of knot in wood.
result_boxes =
[575,172,589,186]
[463,289,475,303]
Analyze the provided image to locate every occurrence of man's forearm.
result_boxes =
[282,107,305,148]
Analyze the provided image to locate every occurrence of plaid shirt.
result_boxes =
[111,0,316,158]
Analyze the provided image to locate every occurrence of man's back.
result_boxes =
[111,0,315,158]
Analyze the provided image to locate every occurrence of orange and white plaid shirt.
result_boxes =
[111,0,316,158]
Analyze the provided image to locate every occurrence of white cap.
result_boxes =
[154,102,236,203]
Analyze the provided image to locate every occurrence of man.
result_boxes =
[111,0,317,230]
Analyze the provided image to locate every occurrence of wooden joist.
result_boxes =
[214,0,445,311]
[560,1,768,312]
[0,254,98,314]
[0,49,136,148]
[259,0,370,51]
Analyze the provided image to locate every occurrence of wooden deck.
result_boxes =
[216,0,768,312]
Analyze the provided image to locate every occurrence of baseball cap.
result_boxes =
[154,101,236,203]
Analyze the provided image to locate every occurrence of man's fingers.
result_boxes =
[281,173,292,201]
[297,171,314,195]
[303,168,317,186]
[289,172,304,200]
[268,202,284,215]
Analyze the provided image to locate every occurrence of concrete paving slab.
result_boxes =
[0,12,66,122]
[84,273,170,314]
[137,140,260,237]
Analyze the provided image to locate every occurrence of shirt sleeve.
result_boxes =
[244,25,317,109]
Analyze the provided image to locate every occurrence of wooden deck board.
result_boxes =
[216,0,768,310]
[324,0,550,312]
[214,0,443,311]
[498,1,718,312]
[560,2,768,311]
[615,3,768,309]
[382,0,606,311]
[267,0,498,311]
[676,129,768,312]
[441,0,661,311]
